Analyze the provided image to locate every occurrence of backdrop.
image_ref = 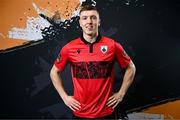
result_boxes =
[0,0,180,119]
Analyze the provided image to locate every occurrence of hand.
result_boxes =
[63,96,81,111]
[106,93,123,109]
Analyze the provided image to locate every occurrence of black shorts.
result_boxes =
[72,112,115,119]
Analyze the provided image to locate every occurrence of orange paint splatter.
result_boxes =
[143,100,180,119]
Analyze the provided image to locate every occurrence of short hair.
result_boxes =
[79,5,99,14]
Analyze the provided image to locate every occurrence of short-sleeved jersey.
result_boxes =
[54,34,131,118]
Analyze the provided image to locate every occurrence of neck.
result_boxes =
[83,32,98,43]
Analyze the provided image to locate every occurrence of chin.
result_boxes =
[85,32,93,35]
[87,31,96,35]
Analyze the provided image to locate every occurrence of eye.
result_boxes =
[81,16,87,20]
[91,16,97,20]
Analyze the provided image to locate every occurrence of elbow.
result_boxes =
[132,63,136,74]
[50,68,54,79]
[50,68,54,80]
[128,61,136,75]
[50,66,59,80]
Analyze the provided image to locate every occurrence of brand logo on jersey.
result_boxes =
[77,49,81,54]
[101,46,108,54]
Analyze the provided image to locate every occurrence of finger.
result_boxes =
[73,98,81,106]
[107,99,117,107]
[69,105,76,111]
[107,96,116,105]
[107,98,116,106]
[71,103,80,111]
[107,95,114,102]
[72,99,81,109]
[112,102,119,109]
[72,102,81,110]
[106,100,112,106]
[107,96,114,101]
[107,99,113,105]
[72,97,81,105]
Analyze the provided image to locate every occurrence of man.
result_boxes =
[50,5,136,119]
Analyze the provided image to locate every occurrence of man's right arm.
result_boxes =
[50,65,81,111]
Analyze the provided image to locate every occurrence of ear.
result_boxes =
[98,19,101,26]
[79,19,82,28]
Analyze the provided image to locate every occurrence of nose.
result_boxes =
[87,17,92,23]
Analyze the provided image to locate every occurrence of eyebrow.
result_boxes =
[80,15,97,18]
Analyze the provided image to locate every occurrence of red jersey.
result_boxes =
[54,34,131,118]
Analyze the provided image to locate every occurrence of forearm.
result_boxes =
[118,61,136,98]
[107,62,136,108]
[50,66,81,111]
[50,68,68,100]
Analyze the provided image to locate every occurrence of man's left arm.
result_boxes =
[107,61,136,108]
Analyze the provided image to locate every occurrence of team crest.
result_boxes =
[101,46,108,54]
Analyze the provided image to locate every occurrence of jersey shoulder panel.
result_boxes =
[65,38,81,47]
[101,36,117,50]
[101,36,115,43]
[59,38,81,57]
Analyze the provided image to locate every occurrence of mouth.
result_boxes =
[86,26,93,31]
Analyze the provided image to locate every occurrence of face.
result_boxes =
[79,10,100,36]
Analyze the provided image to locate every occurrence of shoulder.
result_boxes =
[101,36,125,52]
[103,36,124,45]
[101,36,120,47]
[101,36,115,42]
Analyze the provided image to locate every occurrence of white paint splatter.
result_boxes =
[32,2,41,14]
[91,0,96,6]
[9,16,50,41]
[125,2,130,5]
[8,2,52,41]
[32,2,51,16]
[72,9,80,17]
[80,0,86,4]
[125,0,131,5]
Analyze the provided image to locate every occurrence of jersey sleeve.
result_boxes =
[54,45,69,72]
[115,41,131,68]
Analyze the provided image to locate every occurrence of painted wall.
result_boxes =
[0,0,80,50]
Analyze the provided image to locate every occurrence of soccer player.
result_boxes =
[50,5,136,119]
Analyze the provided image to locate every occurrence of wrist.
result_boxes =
[61,93,68,101]
[117,91,125,98]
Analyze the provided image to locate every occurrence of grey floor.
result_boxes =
[127,112,165,120]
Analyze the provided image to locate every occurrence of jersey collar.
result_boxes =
[80,32,102,44]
